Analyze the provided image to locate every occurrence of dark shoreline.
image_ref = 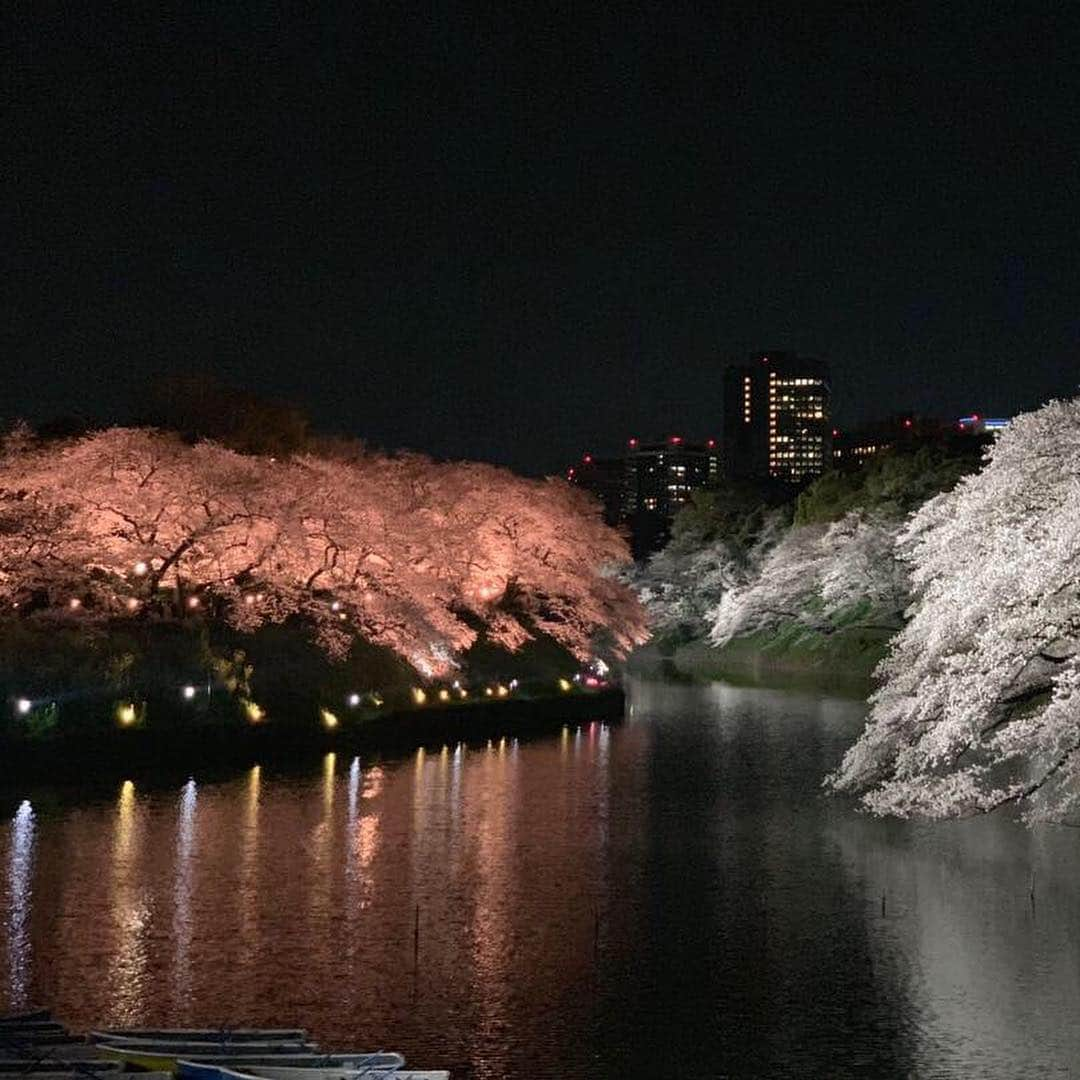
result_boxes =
[0,688,625,798]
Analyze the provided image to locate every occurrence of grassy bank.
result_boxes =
[630,615,892,697]
[0,686,625,789]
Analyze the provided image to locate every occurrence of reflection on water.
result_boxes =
[3,682,1080,1077]
[5,801,33,1008]
[109,780,150,1025]
[173,779,198,1011]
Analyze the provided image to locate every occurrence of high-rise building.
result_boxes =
[622,437,720,556]
[723,352,831,483]
[565,454,625,525]
[565,436,721,557]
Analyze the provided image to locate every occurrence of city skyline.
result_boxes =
[8,5,1079,476]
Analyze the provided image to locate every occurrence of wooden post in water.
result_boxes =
[880,891,886,917]
[414,903,420,967]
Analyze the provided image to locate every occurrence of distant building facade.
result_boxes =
[565,454,624,525]
[723,352,832,483]
[567,436,720,558]
[832,413,1009,464]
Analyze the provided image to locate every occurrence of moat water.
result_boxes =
[3,680,1078,1078]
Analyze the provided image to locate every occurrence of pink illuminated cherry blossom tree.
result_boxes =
[0,426,646,676]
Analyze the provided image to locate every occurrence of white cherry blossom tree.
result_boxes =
[829,399,1080,823]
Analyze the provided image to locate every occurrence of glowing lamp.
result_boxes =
[256,592,265,601]
[244,593,256,605]
[182,685,196,700]
[331,600,341,611]
[133,560,148,576]
[186,596,200,609]
[348,692,361,707]
[126,597,140,611]
[903,418,913,428]
[412,688,427,706]
[244,701,265,724]
[583,453,592,463]
[707,438,716,448]
[438,688,450,702]
[16,698,32,716]
[496,684,508,697]
[116,703,137,727]
[485,686,494,697]
[669,436,682,444]
[558,678,572,692]
[628,437,638,447]
[320,708,339,730]
[68,597,82,610]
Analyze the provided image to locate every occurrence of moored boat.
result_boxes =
[0,1062,121,1073]
[0,1073,172,1080]
[97,1041,315,1073]
[185,1068,448,1080]
[175,1056,406,1069]
[0,1012,51,1026]
[239,1066,448,1080]
[92,1030,306,1043]
[92,1037,314,1052]
[178,1059,405,1080]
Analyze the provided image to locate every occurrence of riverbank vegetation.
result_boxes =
[0,420,645,743]
[633,400,1080,823]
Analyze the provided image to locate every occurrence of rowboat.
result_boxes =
[92,1037,314,1052]
[0,1023,67,1036]
[97,1044,315,1073]
[0,1033,81,1047]
[0,1073,172,1080]
[91,1030,307,1043]
[240,1067,448,1080]
[176,1057,408,1070]
[178,1059,406,1080]
[0,1062,121,1072]
[183,1067,448,1080]
[0,1012,52,1026]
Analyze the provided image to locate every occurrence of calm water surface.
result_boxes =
[2,680,1079,1078]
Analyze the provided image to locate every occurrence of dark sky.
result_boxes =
[8,3,1079,474]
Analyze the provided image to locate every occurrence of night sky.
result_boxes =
[8,4,1079,474]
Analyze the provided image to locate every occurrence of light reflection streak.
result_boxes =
[6,801,35,1007]
[470,730,514,1044]
[236,766,262,1008]
[323,752,337,815]
[109,780,149,1023]
[172,779,198,1011]
[347,762,382,919]
[348,757,360,824]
